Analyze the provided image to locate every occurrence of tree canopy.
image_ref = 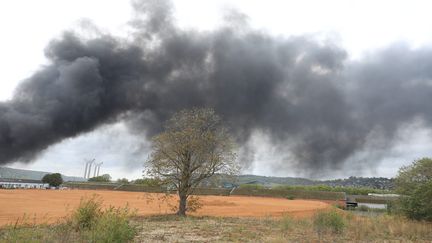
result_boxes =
[146,108,239,216]
[88,174,111,182]
[394,158,432,221]
[42,173,63,187]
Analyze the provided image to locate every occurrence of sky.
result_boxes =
[1,0,431,180]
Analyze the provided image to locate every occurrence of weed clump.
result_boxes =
[82,205,137,242]
[313,209,346,237]
[72,194,103,230]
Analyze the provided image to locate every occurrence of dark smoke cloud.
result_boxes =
[1,0,432,177]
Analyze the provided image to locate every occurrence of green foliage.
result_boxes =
[286,195,295,200]
[73,195,137,242]
[88,174,111,182]
[313,210,346,235]
[275,184,391,195]
[42,173,63,187]
[146,108,239,216]
[133,178,163,187]
[239,184,264,189]
[72,195,103,230]
[117,178,129,184]
[82,205,137,242]
[233,187,345,200]
[395,158,432,221]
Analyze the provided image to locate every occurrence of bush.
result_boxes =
[133,178,164,187]
[72,195,137,242]
[88,174,111,182]
[72,195,103,230]
[394,158,432,221]
[286,195,295,200]
[117,178,129,184]
[83,206,137,242]
[42,173,63,187]
[313,210,346,236]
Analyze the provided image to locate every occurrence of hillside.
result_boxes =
[236,174,315,186]
[224,174,394,190]
[0,167,85,182]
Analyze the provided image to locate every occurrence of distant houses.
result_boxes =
[0,178,49,189]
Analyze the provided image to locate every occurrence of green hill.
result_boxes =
[0,166,85,182]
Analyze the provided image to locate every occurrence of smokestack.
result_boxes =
[86,159,95,179]
[93,165,97,178]
[96,162,103,177]
[83,161,89,179]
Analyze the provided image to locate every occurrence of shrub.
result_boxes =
[286,195,295,200]
[83,205,137,242]
[133,178,164,187]
[88,174,111,182]
[395,158,432,221]
[72,195,137,242]
[117,178,129,184]
[42,173,63,187]
[72,195,103,230]
[313,210,346,236]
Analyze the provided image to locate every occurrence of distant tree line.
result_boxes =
[88,174,111,182]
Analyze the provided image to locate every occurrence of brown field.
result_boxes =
[0,189,331,226]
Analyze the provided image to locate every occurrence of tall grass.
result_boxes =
[72,194,103,230]
[0,195,137,243]
[313,209,346,237]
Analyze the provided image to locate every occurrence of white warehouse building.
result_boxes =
[0,178,49,189]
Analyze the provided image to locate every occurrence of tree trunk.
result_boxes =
[177,192,187,216]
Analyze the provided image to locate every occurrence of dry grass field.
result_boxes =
[0,189,330,226]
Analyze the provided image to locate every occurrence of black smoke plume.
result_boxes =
[1,0,432,176]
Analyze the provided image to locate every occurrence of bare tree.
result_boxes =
[146,108,239,216]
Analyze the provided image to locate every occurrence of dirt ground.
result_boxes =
[0,189,330,226]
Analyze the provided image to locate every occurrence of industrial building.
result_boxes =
[0,178,49,189]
